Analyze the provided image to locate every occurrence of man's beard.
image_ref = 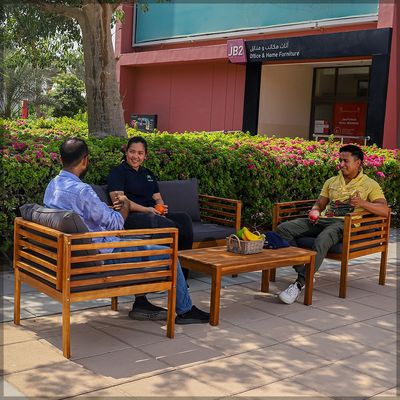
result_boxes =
[79,166,89,180]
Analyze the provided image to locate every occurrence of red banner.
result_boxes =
[333,102,367,136]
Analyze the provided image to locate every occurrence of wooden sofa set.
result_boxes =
[13,181,391,358]
[14,179,242,358]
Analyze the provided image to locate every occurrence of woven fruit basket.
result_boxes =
[226,233,265,255]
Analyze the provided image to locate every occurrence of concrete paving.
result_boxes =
[1,234,398,398]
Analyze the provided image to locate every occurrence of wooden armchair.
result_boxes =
[14,215,178,358]
[272,199,391,298]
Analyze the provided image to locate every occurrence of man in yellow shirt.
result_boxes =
[277,144,389,304]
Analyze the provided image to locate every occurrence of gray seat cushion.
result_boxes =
[158,179,201,221]
[192,221,235,242]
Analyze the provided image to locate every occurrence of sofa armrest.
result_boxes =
[342,211,391,256]
[198,194,242,231]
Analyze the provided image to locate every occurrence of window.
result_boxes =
[311,65,370,139]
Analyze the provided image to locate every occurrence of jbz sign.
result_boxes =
[227,39,247,63]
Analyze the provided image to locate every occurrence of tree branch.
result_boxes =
[23,1,83,22]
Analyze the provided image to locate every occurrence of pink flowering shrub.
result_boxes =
[0,118,399,252]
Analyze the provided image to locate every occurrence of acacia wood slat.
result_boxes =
[67,227,178,239]
[71,248,172,263]
[199,198,237,208]
[200,215,234,226]
[200,207,236,218]
[71,237,173,251]
[351,222,387,232]
[276,199,317,207]
[70,270,171,288]
[167,230,178,338]
[349,238,386,251]
[199,194,241,204]
[70,281,172,302]
[348,245,386,259]
[200,202,237,212]
[17,261,57,284]
[56,237,63,290]
[71,259,172,275]
[349,216,387,224]
[18,239,57,260]
[18,228,58,248]
[277,215,307,222]
[16,217,62,238]
[63,236,72,358]
[20,250,57,271]
[19,271,62,301]
[13,220,21,325]
[350,230,387,241]
[278,206,313,214]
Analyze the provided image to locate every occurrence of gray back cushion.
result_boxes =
[158,179,201,221]
[19,204,100,268]
[90,184,112,206]
[20,204,89,233]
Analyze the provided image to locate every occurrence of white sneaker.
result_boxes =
[279,282,304,304]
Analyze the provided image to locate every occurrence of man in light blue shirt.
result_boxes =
[44,138,209,325]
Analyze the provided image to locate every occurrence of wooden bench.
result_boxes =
[272,199,391,298]
[92,178,242,249]
[13,214,178,358]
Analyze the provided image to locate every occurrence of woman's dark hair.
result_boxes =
[339,144,364,163]
[122,136,148,161]
[60,137,88,168]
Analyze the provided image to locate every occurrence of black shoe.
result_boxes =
[128,299,167,321]
[175,305,210,325]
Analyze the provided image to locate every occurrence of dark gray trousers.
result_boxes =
[276,218,344,285]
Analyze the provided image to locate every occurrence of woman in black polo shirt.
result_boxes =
[107,136,193,278]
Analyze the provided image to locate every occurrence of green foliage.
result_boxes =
[2,2,82,70]
[51,73,86,117]
[1,117,399,253]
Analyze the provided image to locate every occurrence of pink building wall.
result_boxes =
[116,2,398,147]
[120,62,245,132]
[378,0,399,148]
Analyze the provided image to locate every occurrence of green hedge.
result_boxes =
[1,118,399,253]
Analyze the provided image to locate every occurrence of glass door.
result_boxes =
[310,66,370,144]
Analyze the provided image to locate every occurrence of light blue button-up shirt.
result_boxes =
[44,170,124,253]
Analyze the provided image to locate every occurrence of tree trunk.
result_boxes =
[79,3,126,138]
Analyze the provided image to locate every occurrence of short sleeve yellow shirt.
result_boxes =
[320,169,385,218]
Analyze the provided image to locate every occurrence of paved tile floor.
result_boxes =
[1,234,398,399]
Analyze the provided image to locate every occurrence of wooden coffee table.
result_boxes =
[179,246,316,326]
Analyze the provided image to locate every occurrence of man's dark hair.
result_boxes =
[339,144,364,163]
[60,138,89,168]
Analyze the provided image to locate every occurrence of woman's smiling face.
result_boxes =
[126,142,146,170]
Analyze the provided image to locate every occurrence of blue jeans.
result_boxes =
[104,244,192,314]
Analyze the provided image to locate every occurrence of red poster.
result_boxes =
[333,102,367,136]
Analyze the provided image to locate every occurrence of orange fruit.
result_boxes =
[155,204,166,214]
